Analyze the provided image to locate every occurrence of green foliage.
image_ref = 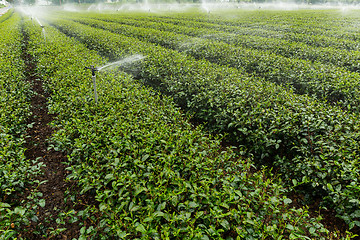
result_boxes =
[22,17,333,239]
[47,16,360,230]
[0,8,13,24]
[0,13,43,236]
[65,13,360,112]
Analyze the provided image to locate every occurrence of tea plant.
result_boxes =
[140,11,360,50]
[65,15,360,112]
[0,13,43,238]
[22,18,333,239]
[0,8,13,24]
[72,12,360,72]
[48,18,360,230]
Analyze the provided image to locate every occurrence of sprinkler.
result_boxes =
[85,66,99,103]
[83,56,146,104]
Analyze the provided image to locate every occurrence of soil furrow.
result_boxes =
[20,24,79,240]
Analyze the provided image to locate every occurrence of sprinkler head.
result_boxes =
[40,25,45,29]
[85,65,99,76]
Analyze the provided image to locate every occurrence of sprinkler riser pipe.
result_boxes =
[93,75,98,103]
[85,66,100,103]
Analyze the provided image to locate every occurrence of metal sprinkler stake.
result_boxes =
[85,66,99,103]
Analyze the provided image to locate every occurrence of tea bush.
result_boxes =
[65,15,360,112]
[22,18,332,239]
[0,13,43,238]
[48,18,360,229]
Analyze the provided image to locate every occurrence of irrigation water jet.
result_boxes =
[41,25,46,44]
[34,17,46,44]
[97,55,145,71]
[35,17,42,26]
[85,55,146,103]
[85,66,99,104]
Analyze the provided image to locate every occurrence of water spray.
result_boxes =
[97,55,145,71]
[35,17,46,44]
[85,66,99,104]
[40,25,46,44]
[84,55,146,103]
[35,17,42,26]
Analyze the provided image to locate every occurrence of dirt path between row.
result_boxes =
[20,24,80,240]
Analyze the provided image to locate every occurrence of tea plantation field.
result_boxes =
[1,6,360,239]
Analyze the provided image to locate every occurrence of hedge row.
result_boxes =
[48,18,360,229]
[150,11,360,50]
[0,8,13,24]
[21,18,332,239]
[0,13,43,238]
[88,11,360,51]
[123,16,360,73]
[61,15,360,112]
